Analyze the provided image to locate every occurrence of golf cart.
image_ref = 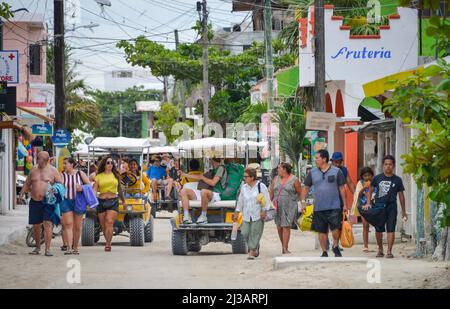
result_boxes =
[170,138,247,255]
[145,146,181,216]
[81,137,154,247]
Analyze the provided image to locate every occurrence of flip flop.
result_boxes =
[376,252,385,258]
[64,251,73,255]
[363,247,370,253]
[45,251,53,257]
[247,255,255,260]
[386,253,394,259]
[72,250,80,255]
[60,245,68,251]
[29,248,40,255]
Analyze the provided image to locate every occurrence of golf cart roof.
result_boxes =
[177,137,238,151]
[73,144,109,157]
[144,146,180,154]
[89,137,151,152]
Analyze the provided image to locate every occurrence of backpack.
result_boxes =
[214,163,244,201]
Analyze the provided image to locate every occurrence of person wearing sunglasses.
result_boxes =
[93,157,126,252]
[301,149,347,258]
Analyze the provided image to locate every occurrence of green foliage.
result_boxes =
[191,21,214,41]
[273,97,307,178]
[155,102,192,144]
[89,87,162,138]
[384,59,450,226]
[238,102,268,124]
[0,2,13,19]
[117,38,293,90]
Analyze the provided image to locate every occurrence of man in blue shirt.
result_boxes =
[147,155,174,202]
[331,152,356,196]
[301,150,347,257]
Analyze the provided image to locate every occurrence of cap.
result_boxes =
[331,152,343,161]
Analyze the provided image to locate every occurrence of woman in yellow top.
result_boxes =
[125,159,150,198]
[93,157,126,252]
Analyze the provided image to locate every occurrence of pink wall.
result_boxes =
[2,21,47,103]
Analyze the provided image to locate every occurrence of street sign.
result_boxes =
[0,84,17,115]
[52,129,72,145]
[0,51,19,84]
[32,124,53,136]
[306,112,336,131]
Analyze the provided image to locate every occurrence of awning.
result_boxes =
[342,119,396,133]
[362,55,450,97]
[16,106,55,123]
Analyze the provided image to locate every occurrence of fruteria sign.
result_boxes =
[32,124,53,136]
[0,51,19,84]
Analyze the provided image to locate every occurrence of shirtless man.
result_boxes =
[19,151,62,256]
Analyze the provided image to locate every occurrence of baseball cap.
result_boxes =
[331,152,343,161]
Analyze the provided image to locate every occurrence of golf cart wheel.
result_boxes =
[144,215,154,243]
[231,231,248,254]
[82,217,95,246]
[188,241,201,253]
[130,217,145,246]
[172,230,188,255]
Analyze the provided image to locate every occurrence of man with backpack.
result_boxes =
[179,158,228,224]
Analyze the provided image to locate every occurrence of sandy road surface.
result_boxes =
[1,212,449,289]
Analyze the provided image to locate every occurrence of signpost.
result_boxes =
[32,124,53,136]
[0,51,19,84]
[52,129,72,172]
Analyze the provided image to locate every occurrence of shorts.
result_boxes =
[192,189,221,203]
[97,198,119,214]
[29,199,54,225]
[312,209,342,234]
[375,202,397,233]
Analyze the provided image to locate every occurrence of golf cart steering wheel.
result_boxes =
[121,172,138,187]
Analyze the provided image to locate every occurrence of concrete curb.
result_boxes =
[273,256,370,270]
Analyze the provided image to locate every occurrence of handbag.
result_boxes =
[340,212,355,248]
[297,204,314,231]
[257,182,275,222]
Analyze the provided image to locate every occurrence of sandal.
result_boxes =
[45,251,53,257]
[105,245,112,252]
[363,247,369,253]
[376,252,385,258]
[386,253,394,259]
[72,250,79,255]
[60,245,68,252]
[64,250,73,255]
[29,248,40,255]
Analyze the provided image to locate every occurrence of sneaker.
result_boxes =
[332,246,342,257]
[182,217,192,224]
[196,215,208,224]
[321,251,328,257]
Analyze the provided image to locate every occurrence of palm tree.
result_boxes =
[273,97,307,178]
[47,44,100,131]
[238,101,268,124]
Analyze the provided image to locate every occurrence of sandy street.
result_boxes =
[0,212,449,289]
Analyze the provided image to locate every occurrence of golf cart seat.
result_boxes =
[180,182,237,209]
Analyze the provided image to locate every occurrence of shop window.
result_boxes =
[29,44,41,76]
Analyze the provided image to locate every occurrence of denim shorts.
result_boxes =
[60,199,84,215]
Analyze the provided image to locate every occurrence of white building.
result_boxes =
[103,69,162,92]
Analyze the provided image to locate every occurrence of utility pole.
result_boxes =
[264,0,274,113]
[174,29,186,120]
[314,0,325,112]
[119,103,123,137]
[198,0,209,126]
[54,0,66,129]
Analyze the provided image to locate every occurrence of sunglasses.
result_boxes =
[106,161,113,165]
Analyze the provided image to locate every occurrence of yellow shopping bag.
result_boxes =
[297,205,314,232]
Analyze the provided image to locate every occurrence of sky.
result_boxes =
[5,0,249,90]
